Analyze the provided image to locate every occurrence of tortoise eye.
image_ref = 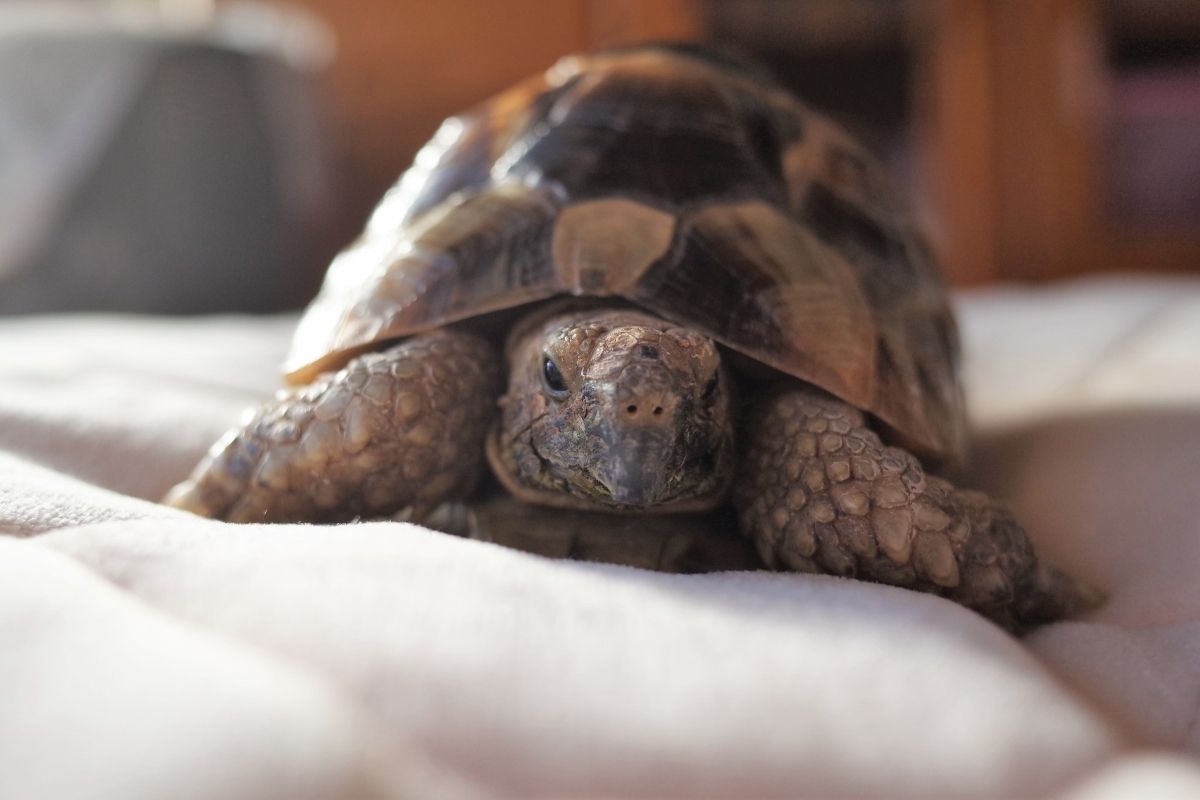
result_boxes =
[542,356,568,396]
[701,372,720,402]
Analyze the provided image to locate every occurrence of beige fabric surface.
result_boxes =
[1,275,1199,798]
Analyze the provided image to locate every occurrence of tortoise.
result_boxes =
[166,44,1098,630]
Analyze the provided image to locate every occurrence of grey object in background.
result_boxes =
[0,3,343,314]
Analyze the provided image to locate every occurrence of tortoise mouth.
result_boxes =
[581,462,717,510]
[534,434,727,511]
[485,425,730,515]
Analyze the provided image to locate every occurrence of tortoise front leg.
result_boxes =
[165,331,501,523]
[734,386,1101,631]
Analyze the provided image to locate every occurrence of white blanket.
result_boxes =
[2,276,1200,799]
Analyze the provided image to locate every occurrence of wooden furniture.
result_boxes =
[708,0,1200,284]
[274,0,698,227]
[273,0,1200,285]
[920,0,1200,283]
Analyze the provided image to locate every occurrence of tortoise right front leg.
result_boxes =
[165,331,501,523]
[735,386,1102,631]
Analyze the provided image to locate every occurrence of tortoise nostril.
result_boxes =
[652,406,663,416]
[626,404,638,414]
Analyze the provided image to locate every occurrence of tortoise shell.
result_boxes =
[287,45,966,461]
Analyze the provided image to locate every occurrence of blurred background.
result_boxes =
[2,0,1198,314]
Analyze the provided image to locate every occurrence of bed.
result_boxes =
[2,274,1199,799]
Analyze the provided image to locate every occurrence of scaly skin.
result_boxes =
[167,308,1098,629]
[165,331,501,523]
[734,385,1102,631]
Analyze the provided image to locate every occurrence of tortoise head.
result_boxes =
[486,308,735,513]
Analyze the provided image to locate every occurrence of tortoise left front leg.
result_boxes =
[165,331,501,523]
[734,386,1101,631]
